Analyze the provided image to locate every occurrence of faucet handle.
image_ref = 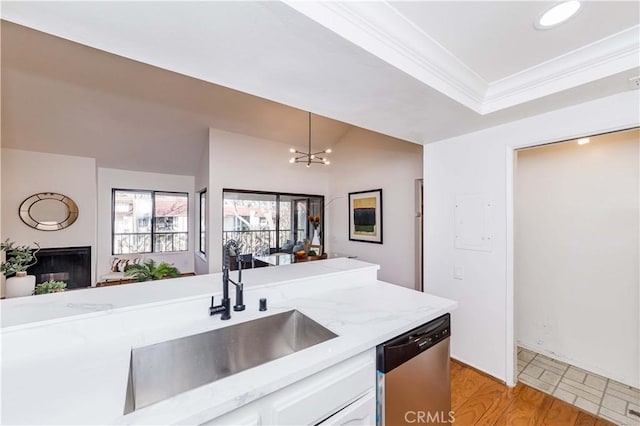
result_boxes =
[209,296,221,316]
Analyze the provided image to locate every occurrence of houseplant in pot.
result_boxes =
[33,279,67,295]
[124,259,180,282]
[1,239,41,298]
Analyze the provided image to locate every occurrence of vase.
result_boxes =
[6,272,36,298]
[312,228,320,245]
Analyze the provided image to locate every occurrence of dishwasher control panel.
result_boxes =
[376,313,450,374]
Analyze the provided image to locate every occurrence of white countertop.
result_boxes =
[1,258,375,330]
[0,259,457,425]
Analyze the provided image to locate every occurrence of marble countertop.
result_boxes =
[1,258,377,330]
[0,259,457,425]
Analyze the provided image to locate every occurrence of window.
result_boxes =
[199,190,206,255]
[113,189,188,254]
[223,190,324,255]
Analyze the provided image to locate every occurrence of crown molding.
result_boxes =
[483,26,640,114]
[284,2,640,115]
[283,0,487,113]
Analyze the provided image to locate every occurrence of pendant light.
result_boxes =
[289,112,331,167]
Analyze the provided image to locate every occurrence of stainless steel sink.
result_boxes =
[124,309,337,413]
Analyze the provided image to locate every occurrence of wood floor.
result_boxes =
[451,360,616,425]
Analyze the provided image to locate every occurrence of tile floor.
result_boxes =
[517,347,640,425]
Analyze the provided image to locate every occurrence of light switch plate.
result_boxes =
[454,266,464,280]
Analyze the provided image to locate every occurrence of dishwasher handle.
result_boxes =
[377,313,450,373]
[385,334,433,352]
[415,335,434,348]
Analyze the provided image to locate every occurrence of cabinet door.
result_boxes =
[271,350,375,425]
[318,389,376,426]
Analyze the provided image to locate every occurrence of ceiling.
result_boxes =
[387,1,639,82]
[1,21,354,174]
[1,1,638,174]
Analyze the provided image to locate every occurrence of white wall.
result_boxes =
[327,127,423,288]
[1,149,97,285]
[423,91,640,385]
[208,128,330,272]
[515,129,639,386]
[96,168,195,280]
[194,143,209,275]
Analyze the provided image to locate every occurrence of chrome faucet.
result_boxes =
[210,240,246,320]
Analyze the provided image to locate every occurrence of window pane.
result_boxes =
[155,193,188,233]
[114,191,152,234]
[200,191,206,254]
[113,233,151,255]
[223,192,277,255]
[154,233,188,252]
[295,200,309,243]
[113,190,152,254]
[278,200,292,248]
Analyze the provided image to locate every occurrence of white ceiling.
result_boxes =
[1,1,638,174]
[389,1,640,81]
[286,1,639,113]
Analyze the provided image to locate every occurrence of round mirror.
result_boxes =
[19,193,79,231]
[30,199,68,224]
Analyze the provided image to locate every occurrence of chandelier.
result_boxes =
[289,112,331,167]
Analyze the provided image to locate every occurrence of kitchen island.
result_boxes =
[1,258,457,425]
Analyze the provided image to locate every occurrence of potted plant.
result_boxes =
[1,239,41,298]
[124,259,180,282]
[33,280,67,295]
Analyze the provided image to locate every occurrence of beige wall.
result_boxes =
[327,127,423,289]
[1,148,98,285]
[515,128,639,386]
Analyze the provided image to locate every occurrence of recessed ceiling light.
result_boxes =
[536,1,581,29]
[577,137,590,145]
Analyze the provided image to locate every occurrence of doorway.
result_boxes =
[512,128,639,423]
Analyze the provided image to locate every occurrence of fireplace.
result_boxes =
[27,246,91,289]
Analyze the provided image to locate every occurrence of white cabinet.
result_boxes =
[317,389,376,426]
[201,349,376,426]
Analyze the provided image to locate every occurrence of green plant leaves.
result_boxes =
[124,259,181,282]
[0,239,41,277]
[33,280,67,295]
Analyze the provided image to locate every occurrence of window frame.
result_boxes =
[222,188,324,255]
[199,189,207,256]
[111,188,189,255]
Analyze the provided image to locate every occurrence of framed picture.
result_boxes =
[349,189,383,244]
[309,244,323,256]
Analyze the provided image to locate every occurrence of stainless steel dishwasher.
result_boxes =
[376,313,451,425]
